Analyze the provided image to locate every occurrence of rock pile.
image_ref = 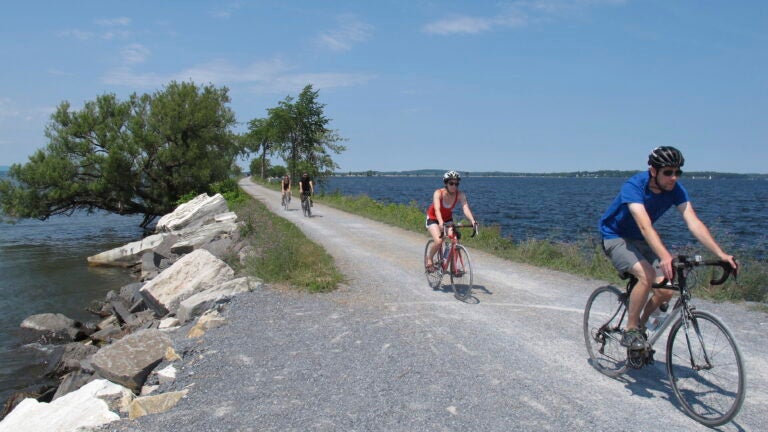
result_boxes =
[0,193,261,432]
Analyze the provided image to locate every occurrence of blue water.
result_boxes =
[0,169,144,401]
[320,176,768,258]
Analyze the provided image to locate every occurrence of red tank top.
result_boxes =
[426,190,459,221]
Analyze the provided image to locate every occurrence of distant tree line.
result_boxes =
[0,82,344,227]
[333,169,768,180]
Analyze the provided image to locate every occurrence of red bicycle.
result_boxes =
[424,222,478,300]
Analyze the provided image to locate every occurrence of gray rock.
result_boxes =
[139,249,234,316]
[90,329,173,392]
[176,276,261,323]
[48,342,99,378]
[119,282,144,304]
[200,236,234,260]
[20,313,85,342]
[52,370,96,400]
[170,220,238,255]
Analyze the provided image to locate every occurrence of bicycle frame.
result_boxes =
[619,255,734,358]
[438,223,475,272]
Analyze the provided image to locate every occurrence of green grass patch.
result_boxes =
[230,188,343,292]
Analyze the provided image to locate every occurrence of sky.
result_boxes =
[1,1,766,174]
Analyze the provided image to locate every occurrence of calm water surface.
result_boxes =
[321,176,768,257]
[0,187,143,401]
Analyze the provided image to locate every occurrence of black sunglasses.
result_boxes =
[661,169,683,177]
[447,181,460,186]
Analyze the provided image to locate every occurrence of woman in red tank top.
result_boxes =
[424,170,477,270]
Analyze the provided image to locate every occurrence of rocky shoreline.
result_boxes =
[0,193,259,431]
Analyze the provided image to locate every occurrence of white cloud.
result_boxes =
[249,72,377,95]
[423,0,625,35]
[0,98,52,123]
[121,43,150,65]
[423,15,499,35]
[317,15,373,52]
[59,29,96,40]
[102,58,375,94]
[95,17,131,27]
[211,2,243,19]
[59,17,134,40]
[0,98,20,119]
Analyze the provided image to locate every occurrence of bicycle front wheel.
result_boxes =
[449,245,473,300]
[583,285,628,377]
[302,198,310,217]
[423,240,442,289]
[666,310,746,427]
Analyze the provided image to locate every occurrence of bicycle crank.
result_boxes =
[627,347,655,369]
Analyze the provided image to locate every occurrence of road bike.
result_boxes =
[301,192,312,217]
[424,222,478,300]
[583,255,744,427]
[281,191,291,211]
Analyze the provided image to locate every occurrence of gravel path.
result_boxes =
[95,178,767,431]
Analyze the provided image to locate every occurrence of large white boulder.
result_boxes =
[155,193,229,233]
[140,249,234,316]
[0,379,130,432]
[87,233,167,267]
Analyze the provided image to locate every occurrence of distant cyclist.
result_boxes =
[425,170,477,271]
[599,146,737,350]
[281,174,291,203]
[298,172,314,206]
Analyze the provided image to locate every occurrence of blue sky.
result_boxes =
[1,1,766,173]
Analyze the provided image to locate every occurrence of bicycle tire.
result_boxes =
[302,197,310,217]
[450,245,473,300]
[583,285,628,377]
[423,239,442,289]
[666,310,745,427]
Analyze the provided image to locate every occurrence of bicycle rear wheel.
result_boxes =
[666,310,745,427]
[449,245,473,300]
[583,285,628,377]
[423,240,442,289]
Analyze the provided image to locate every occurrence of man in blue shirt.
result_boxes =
[599,146,737,350]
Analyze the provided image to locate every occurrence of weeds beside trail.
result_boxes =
[228,188,343,293]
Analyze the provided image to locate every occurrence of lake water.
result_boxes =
[0,169,144,402]
[1,172,766,402]
[320,175,768,257]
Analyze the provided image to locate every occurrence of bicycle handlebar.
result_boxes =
[674,255,736,286]
[652,255,736,288]
[442,222,479,238]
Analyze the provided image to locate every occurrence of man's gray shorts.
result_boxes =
[602,237,661,275]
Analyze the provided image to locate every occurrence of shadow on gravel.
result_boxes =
[603,360,749,430]
[434,284,492,304]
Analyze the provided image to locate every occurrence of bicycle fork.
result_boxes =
[680,311,713,371]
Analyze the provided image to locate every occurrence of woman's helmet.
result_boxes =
[648,146,685,168]
[443,170,461,182]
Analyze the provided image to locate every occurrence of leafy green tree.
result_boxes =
[267,84,346,181]
[243,117,280,179]
[265,165,288,178]
[0,81,238,227]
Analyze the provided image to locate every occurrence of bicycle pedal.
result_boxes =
[645,349,656,365]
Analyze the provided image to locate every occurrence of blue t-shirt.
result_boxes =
[599,171,689,240]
